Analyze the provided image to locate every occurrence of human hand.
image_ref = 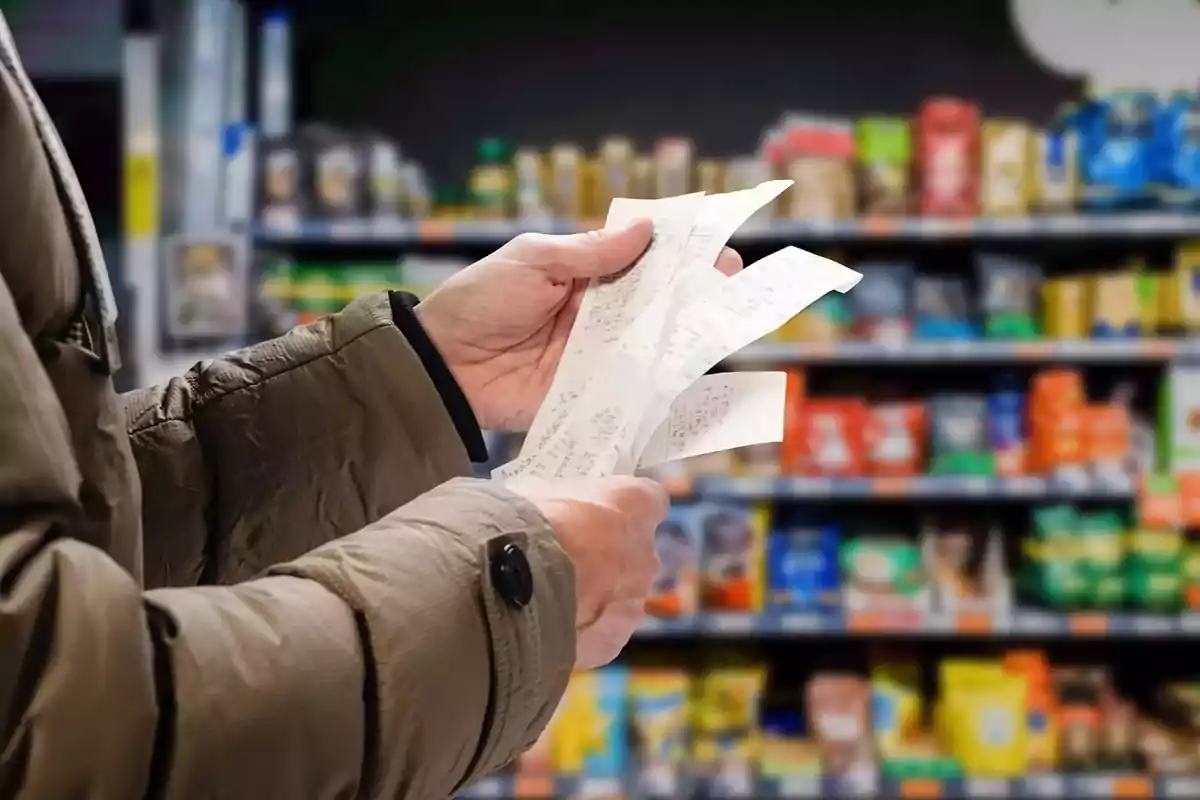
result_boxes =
[415,223,743,431]
[508,475,669,670]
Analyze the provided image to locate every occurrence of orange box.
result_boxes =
[799,399,866,477]
[779,369,808,474]
[1082,403,1130,465]
[1031,408,1086,472]
[864,401,926,477]
[1029,368,1085,419]
[1180,471,1200,527]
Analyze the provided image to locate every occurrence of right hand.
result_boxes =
[509,476,668,670]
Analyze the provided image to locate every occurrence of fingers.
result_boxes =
[714,246,743,276]
[596,475,670,530]
[512,219,654,282]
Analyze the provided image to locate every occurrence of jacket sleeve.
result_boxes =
[0,276,576,799]
[122,291,476,588]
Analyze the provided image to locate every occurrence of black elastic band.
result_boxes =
[388,291,488,463]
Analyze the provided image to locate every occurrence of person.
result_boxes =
[0,13,742,800]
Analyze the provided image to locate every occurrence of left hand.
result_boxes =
[416,221,743,431]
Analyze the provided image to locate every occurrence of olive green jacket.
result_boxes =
[0,13,573,799]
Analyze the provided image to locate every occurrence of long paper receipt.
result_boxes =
[494,181,861,482]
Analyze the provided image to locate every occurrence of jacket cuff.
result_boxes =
[388,291,488,463]
[266,477,576,798]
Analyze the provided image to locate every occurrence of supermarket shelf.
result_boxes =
[728,338,1198,366]
[459,771,1199,798]
[636,609,1200,638]
[252,212,1200,246]
[682,474,1136,500]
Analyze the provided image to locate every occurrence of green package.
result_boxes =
[1125,568,1183,612]
[840,538,924,597]
[292,266,340,322]
[1021,506,1087,608]
[856,117,911,216]
[1126,528,1183,573]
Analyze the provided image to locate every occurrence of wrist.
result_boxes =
[388,292,488,462]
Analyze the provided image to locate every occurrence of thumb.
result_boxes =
[514,219,654,282]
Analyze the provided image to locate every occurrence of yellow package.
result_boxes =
[1090,271,1140,336]
[1172,241,1200,331]
[692,667,766,770]
[630,669,690,783]
[551,671,620,776]
[870,661,922,759]
[1138,272,1163,334]
[943,675,1029,777]
[936,660,1006,744]
[1042,278,1089,339]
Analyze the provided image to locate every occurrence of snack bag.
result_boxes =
[848,263,913,345]
[987,375,1027,476]
[1032,105,1080,211]
[857,117,911,215]
[647,505,700,618]
[944,673,1029,777]
[699,503,767,612]
[800,400,867,477]
[805,673,874,777]
[552,668,628,780]
[630,669,690,795]
[767,523,841,611]
[694,667,767,788]
[981,120,1032,216]
[976,254,1041,340]
[928,395,993,476]
[865,402,925,476]
[913,276,974,340]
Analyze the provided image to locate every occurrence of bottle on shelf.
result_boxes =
[468,137,514,219]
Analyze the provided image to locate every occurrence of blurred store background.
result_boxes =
[10,0,1200,796]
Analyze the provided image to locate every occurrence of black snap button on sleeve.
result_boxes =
[492,543,533,609]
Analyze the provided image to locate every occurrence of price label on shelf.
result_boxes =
[1021,773,1066,797]
[461,777,503,797]
[1070,774,1111,797]
[1131,614,1175,635]
[580,778,621,798]
[777,776,821,798]
[704,614,755,634]
[1163,777,1200,798]
[709,768,754,798]
[1179,613,1200,635]
[965,777,1009,797]
[1013,611,1062,634]
[780,613,823,633]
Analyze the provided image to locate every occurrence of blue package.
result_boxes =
[586,666,629,780]
[913,275,975,340]
[1078,92,1158,210]
[848,262,913,344]
[767,526,840,610]
[987,374,1025,451]
[1154,91,1200,209]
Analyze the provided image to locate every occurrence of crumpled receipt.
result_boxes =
[493,180,862,482]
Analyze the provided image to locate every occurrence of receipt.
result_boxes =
[674,180,792,304]
[638,372,788,469]
[512,182,791,475]
[498,246,860,481]
[516,193,706,464]
[629,247,861,463]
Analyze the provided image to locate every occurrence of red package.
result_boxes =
[865,402,926,476]
[799,400,866,477]
[915,97,981,217]
[779,369,808,474]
